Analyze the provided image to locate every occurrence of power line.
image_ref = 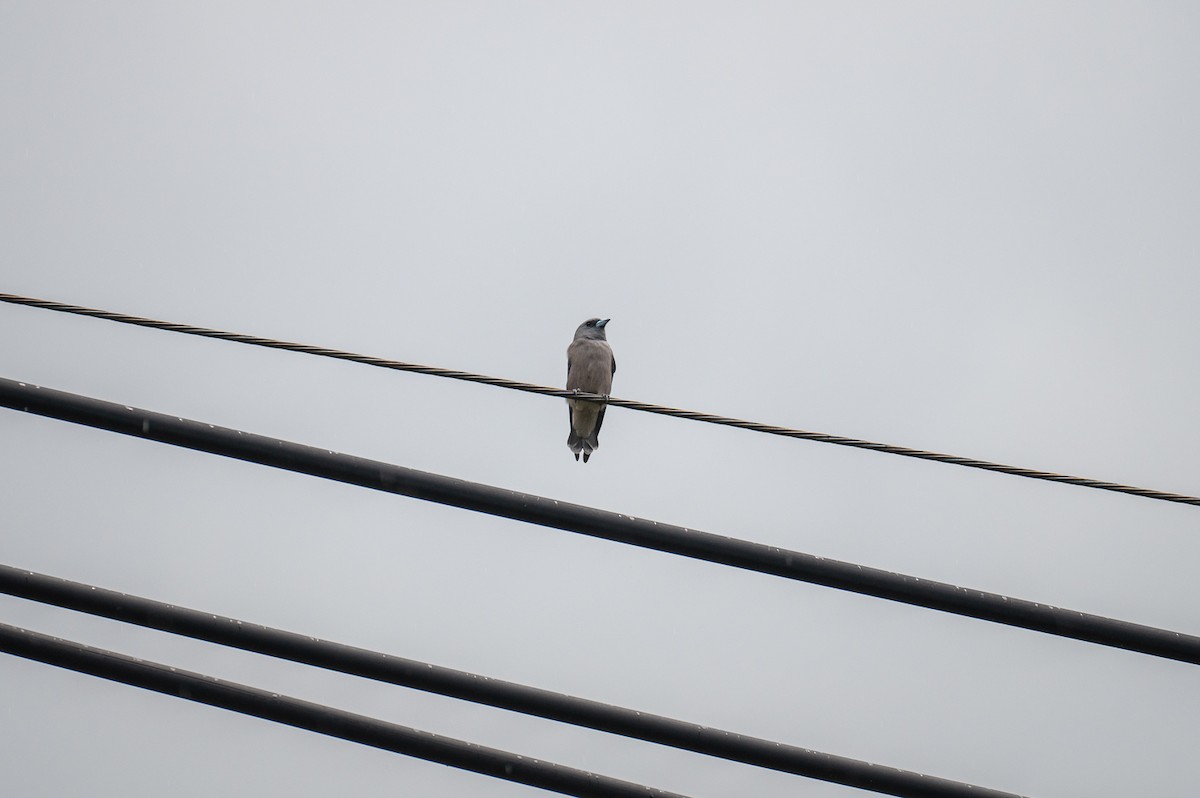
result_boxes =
[0,623,688,798]
[2,376,1196,665]
[0,563,1024,798]
[1,291,1194,508]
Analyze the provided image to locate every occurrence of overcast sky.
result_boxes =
[2,3,1198,797]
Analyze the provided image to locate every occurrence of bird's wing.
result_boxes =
[566,341,581,386]
[593,406,607,436]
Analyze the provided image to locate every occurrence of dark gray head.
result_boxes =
[574,317,610,341]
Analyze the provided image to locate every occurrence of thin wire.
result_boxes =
[2,291,1196,508]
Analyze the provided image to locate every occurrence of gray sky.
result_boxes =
[2,3,1198,796]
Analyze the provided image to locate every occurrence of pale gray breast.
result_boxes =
[566,339,614,394]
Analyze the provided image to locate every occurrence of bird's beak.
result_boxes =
[596,318,610,328]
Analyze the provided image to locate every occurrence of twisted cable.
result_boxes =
[2,292,1195,507]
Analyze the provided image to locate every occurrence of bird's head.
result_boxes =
[574,317,610,341]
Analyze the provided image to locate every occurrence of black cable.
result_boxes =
[0,563,1024,798]
[1,377,1196,665]
[1,291,1195,507]
[0,623,687,798]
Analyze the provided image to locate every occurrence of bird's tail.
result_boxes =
[567,431,599,463]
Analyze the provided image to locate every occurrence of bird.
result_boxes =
[566,317,616,462]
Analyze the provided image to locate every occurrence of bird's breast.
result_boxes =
[566,340,614,394]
